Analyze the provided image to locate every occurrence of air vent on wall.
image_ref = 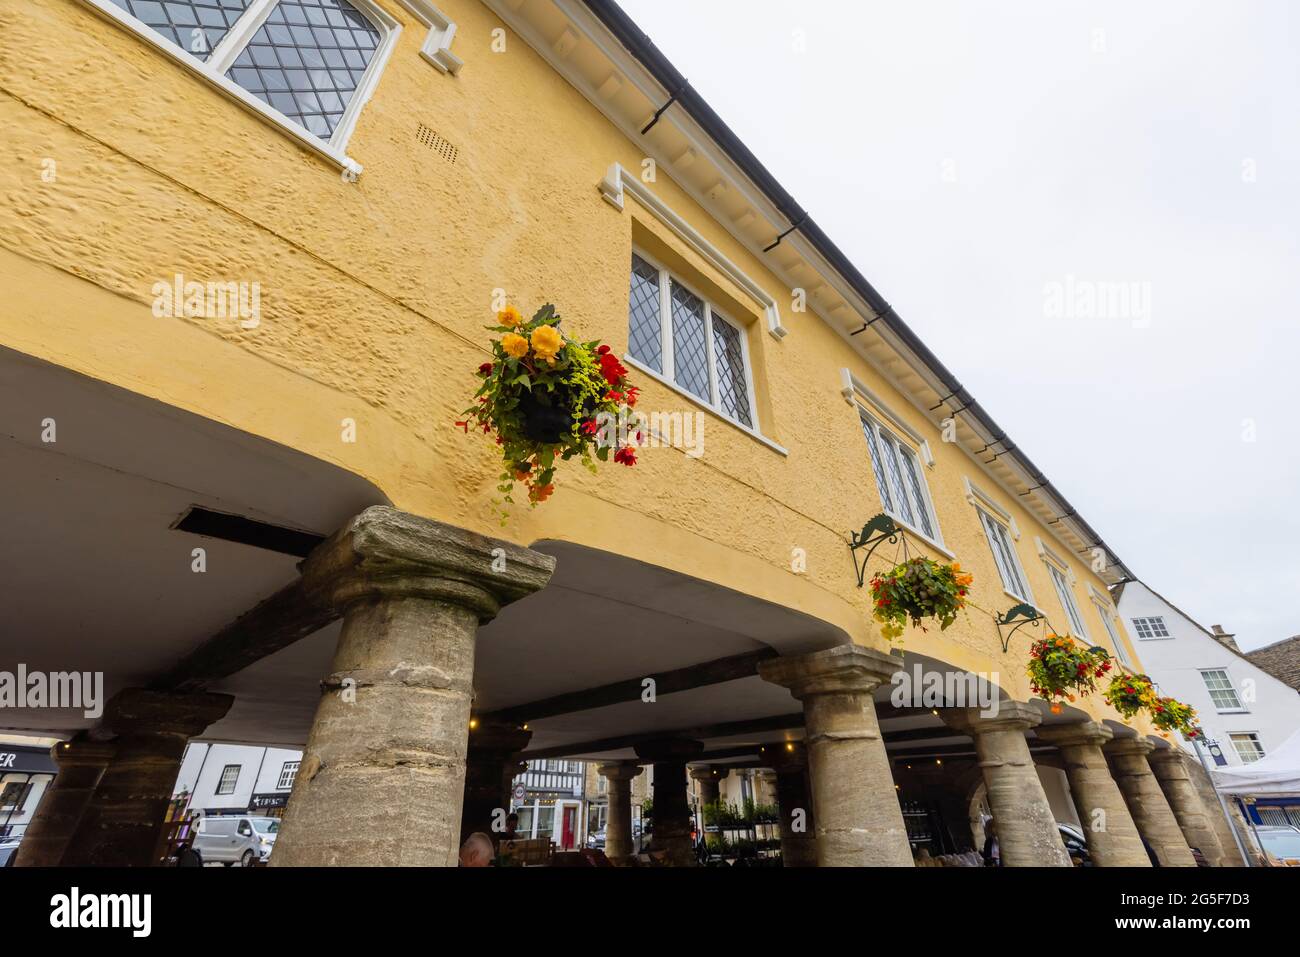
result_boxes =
[416,123,458,163]
[172,506,326,558]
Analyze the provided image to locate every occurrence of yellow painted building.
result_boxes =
[0,0,1239,867]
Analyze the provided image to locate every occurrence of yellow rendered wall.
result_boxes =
[0,0,1147,722]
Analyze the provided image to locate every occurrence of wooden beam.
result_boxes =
[523,712,805,760]
[481,648,779,724]
[155,577,337,692]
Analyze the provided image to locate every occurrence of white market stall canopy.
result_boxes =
[1215,729,1300,796]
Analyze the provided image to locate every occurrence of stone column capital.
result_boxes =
[466,718,532,757]
[758,643,900,699]
[1035,720,1114,749]
[940,700,1040,736]
[1146,747,1192,774]
[688,765,726,784]
[756,769,777,784]
[597,762,644,782]
[759,741,808,772]
[1105,737,1155,758]
[301,505,556,621]
[50,738,117,769]
[634,737,704,763]
[103,688,234,738]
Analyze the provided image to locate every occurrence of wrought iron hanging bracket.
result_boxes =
[995,602,1045,654]
[849,513,902,588]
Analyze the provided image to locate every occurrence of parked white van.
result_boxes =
[193,815,278,866]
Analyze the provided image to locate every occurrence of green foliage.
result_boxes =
[869,557,972,642]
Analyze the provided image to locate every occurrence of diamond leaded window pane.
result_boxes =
[627,255,662,373]
[860,416,894,513]
[108,0,251,60]
[711,317,751,426]
[670,280,709,400]
[226,0,381,140]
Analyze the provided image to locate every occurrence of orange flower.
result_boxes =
[502,333,529,358]
[530,325,563,364]
[498,305,523,327]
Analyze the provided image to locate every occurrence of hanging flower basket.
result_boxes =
[1026,635,1112,713]
[1150,696,1199,739]
[456,303,639,514]
[869,558,972,642]
[1103,672,1157,719]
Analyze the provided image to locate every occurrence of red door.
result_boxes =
[561,806,576,849]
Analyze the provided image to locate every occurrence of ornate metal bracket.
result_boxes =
[994,602,1044,654]
[849,513,901,588]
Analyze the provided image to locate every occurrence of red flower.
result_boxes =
[478,362,493,376]
[580,420,599,436]
[614,446,637,467]
[597,344,611,354]
[599,352,628,386]
[454,420,469,433]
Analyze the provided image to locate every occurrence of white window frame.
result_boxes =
[963,479,1032,603]
[1229,732,1265,764]
[625,248,763,436]
[79,0,403,173]
[858,407,946,551]
[1130,616,1171,640]
[1200,668,1247,713]
[276,760,300,790]
[216,764,242,795]
[1092,598,1132,667]
[1035,538,1088,639]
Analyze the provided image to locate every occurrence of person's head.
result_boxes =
[460,832,496,867]
[505,812,519,832]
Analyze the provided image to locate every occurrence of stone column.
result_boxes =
[689,765,724,807]
[1036,721,1151,867]
[942,702,1071,867]
[460,719,531,846]
[13,738,116,867]
[634,737,702,866]
[759,643,912,867]
[756,769,777,806]
[1104,737,1196,867]
[765,743,817,867]
[1148,746,1226,866]
[61,689,233,866]
[597,762,643,861]
[271,507,554,867]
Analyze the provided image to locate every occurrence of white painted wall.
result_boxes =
[174,743,302,814]
[1117,581,1300,765]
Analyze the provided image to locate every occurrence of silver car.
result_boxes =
[193,815,278,866]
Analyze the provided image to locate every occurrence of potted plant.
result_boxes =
[1150,696,1200,739]
[869,557,973,641]
[457,303,639,515]
[1026,634,1112,713]
[1103,672,1157,719]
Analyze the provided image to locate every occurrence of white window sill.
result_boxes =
[1136,635,1174,641]
[1214,708,1250,715]
[623,354,787,456]
[81,0,365,176]
[1003,589,1036,609]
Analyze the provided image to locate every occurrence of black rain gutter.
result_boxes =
[582,0,1135,583]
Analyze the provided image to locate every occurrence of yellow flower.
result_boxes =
[502,333,529,358]
[498,305,523,327]
[530,324,563,364]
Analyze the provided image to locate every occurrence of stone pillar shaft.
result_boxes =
[270,507,554,867]
[61,690,233,867]
[13,739,115,867]
[1036,722,1151,867]
[1105,738,1196,867]
[760,644,912,867]
[1148,748,1225,866]
[635,739,701,866]
[598,763,642,861]
[944,703,1071,867]
[773,765,817,867]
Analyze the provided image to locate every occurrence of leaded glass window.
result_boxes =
[860,412,939,540]
[1046,561,1088,638]
[99,0,389,144]
[626,253,757,427]
[977,507,1031,601]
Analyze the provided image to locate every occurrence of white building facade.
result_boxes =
[174,743,303,819]
[1114,580,1300,768]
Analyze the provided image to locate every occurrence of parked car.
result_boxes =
[193,815,279,866]
[0,837,20,867]
[1254,825,1300,866]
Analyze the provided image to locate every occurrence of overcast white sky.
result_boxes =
[618,0,1299,651]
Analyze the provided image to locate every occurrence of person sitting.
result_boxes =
[459,832,496,867]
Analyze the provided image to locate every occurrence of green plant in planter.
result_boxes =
[869,557,973,642]
[1103,672,1157,719]
[1026,634,1113,712]
[457,303,639,518]
[1150,696,1199,739]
